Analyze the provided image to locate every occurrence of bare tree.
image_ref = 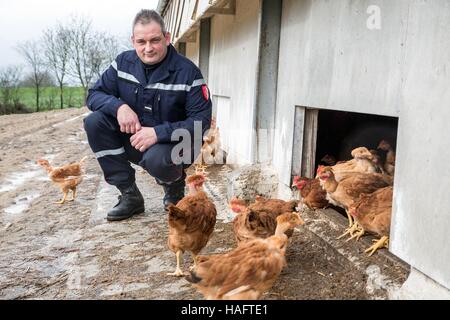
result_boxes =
[20,70,54,87]
[67,15,122,102]
[0,65,22,104]
[46,87,57,110]
[43,23,71,109]
[90,32,121,80]
[119,34,133,52]
[17,40,47,111]
[67,16,113,102]
[66,87,74,108]
[0,65,23,113]
[66,15,94,102]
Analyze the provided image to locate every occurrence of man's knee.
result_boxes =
[84,111,103,134]
[83,111,116,136]
[140,155,167,178]
[140,148,183,183]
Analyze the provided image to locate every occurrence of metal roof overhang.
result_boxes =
[157,0,235,44]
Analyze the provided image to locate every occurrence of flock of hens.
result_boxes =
[35,127,396,300]
[294,140,395,257]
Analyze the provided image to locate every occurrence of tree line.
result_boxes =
[0,15,128,115]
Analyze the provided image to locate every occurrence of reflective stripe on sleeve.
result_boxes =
[145,79,206,92]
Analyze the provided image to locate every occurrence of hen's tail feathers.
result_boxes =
[78,156,89,174]
[79,156,88,165]
[185,270,202,284]
[168,204,185,219]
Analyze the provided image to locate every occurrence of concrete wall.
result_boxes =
[209,0,260,165]
[274,0,450,289]
[390,0,450,290]
[185,31,200,66]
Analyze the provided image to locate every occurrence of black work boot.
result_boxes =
[160,178,185,211]
[107,183,145,221]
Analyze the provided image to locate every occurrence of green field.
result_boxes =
[16,87,86,111]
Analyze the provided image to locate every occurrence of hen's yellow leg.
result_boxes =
[337,221,359,240]
[189,254,198,271]
[68,188,77,201]
[346,226,365,242]
[194,164,208,175]
[55,191,68,204]
[365,235,389,256]
[167,250,184,277]
[346,210,353,228]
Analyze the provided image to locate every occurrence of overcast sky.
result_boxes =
[0,0,159,69]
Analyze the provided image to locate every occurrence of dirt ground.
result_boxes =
[0,107,409,300]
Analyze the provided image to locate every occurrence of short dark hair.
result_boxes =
[133,9,167,34]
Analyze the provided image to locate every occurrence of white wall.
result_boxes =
[390,0,450,290]
[185,31,200,66]
[209,0,260,165]
[275,0,450,289]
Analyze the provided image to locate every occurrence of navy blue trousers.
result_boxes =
[84,111,194,190]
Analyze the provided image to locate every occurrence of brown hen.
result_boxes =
[229,197,298,244]
[292,176,329,210]
[331,147,380,180]
[348,186,393,255]
[36,156,87,204]
[318,166,392,234]
[167,174,217,276]
[185,212,304,300]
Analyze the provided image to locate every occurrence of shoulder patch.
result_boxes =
[202,85,210,101]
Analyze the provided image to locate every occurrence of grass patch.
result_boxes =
[4,87,86,112]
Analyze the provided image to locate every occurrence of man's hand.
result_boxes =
[130,127,158,152]
[117,104,142,134]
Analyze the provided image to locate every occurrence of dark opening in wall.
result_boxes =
[292,107,400,258]
[315,109,398,171]
[293,107,399,179]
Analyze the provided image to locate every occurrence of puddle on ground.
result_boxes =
[84,174,97,180]
[90,180,119,224]
[3,191,40,218]
[0,155,57,193]
[52,112,90,128]
[0,170,43,193]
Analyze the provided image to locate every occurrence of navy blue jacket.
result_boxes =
[86,45,211,143]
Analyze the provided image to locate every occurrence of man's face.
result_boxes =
[132,21,171,65]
